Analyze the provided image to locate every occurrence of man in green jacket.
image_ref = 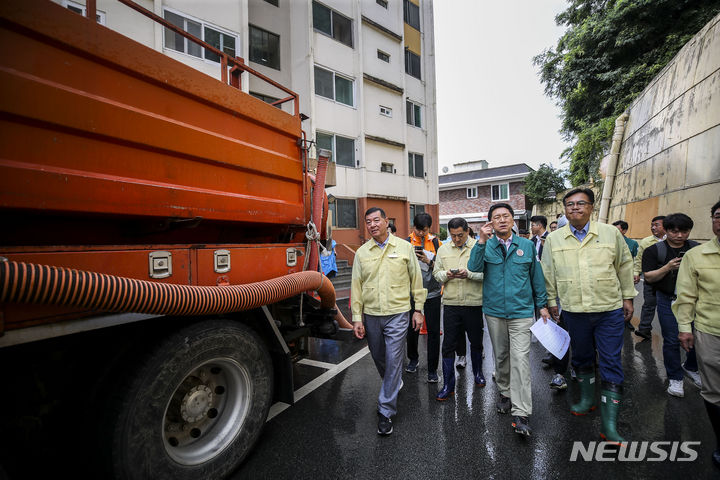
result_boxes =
[468,203,549,437]
[612,220,639,257]
[542,188,636,444]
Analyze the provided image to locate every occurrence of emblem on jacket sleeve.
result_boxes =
[517,249,524,256]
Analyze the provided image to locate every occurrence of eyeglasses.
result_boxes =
[564,201,592,208]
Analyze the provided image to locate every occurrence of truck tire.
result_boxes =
[106,319,273,480]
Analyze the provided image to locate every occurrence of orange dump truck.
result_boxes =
[0,1,338,478]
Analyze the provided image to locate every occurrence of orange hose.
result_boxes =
[0,261,336,315]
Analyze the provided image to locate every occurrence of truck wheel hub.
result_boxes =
[180,385,213,423]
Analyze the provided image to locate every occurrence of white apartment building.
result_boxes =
[54,0,439,254]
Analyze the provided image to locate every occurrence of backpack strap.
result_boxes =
[655,240,667,265]
[432,236,440,253]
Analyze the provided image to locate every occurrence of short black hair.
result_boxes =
[562,188,595,205]
[549,221,558,227]
[612,220,629,231]
[530,215,547,228]
[488,202,514,219]
[365,207,386,218]
[663,213,694,232]
[447,217,468,231]
[413,212,433,229]
[519,229,529,235]
[651,215,666,223]
[711,200,720,217]
[389,223,397,233]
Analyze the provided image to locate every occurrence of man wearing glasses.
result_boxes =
[674,200,720,469]
[541,188,636,444]
[467,203,548,437]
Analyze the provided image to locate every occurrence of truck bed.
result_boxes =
[0,0,305,230]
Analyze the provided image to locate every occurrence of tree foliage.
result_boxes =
[523,164,567,205]
[535,0,720,185]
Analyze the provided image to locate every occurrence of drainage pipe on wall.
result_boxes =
[598,113,629,224]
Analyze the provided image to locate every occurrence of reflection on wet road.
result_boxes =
[232,284,716,479]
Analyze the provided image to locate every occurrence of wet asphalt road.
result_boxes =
[232,284,718,480]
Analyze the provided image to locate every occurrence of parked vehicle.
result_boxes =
[0,1,337,478]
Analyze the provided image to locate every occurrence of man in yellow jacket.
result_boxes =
[542,188,636,444]
[351,207,426,436]
[433,217,485,401]
[674,200,720,469]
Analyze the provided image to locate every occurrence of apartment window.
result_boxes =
[163,9,237,63]
[314,66,354,107]
[250,92,281,108]
[405,49,421,79]
[406,100,422,127]
[491,183,510,201]
[316,132,355,168]
[264,0,279,6]
[63,1,106,24]
[312,1,353,48]
[409,204,425,224]
[467,187,478,199]
[408,152,424,178]
[249,25,280,70]
[379,106,392,117]
[403,0,420,30]
[381,163,394,173]
[377,50,390,63]
[329,198,357,228]
[377,0,389,8]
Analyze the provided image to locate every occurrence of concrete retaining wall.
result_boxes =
[607,13,720,241]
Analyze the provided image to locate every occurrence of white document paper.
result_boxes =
[530,318,571,359]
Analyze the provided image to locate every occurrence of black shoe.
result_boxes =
[496,394,511,414]
[377,414,393,435]
[540,353,555,368]
[634,329,651,340]
[512,416,531,436]
[405,359,418,373]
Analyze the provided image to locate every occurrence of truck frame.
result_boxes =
[0,1,338,478]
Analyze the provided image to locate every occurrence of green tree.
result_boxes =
[438,226,448,241]
[535,0,720,185]
[523,164,567,205]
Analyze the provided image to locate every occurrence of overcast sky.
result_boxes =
[433,0,571,173]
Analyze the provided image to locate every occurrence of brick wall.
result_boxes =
[439,181,528,216]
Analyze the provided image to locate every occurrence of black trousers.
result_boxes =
[441,305,484,358]
[552,312,570,375]
[638,280,657,331]
[407,296,442,372]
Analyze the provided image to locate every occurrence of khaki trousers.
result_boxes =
[695,329,720,405]
[485,315,533,416]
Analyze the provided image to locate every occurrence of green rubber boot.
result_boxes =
[599,383,626,444]
[570,370,597,415]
